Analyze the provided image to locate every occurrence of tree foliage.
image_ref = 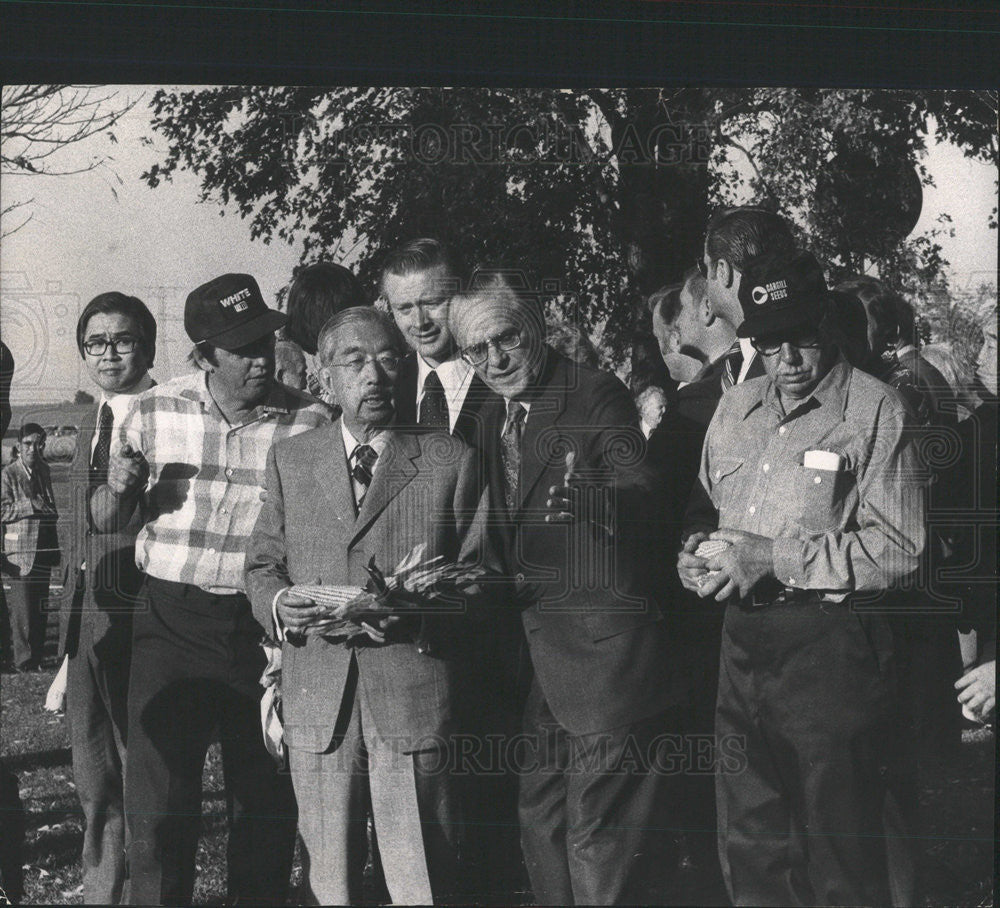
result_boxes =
[141,87,997,376]
[1,85,138,236]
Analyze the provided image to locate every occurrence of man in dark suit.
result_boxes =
[381,238,515,900]
[450,275,683,905]
[245,307,497,906]
[381,238,499,449]
[52,293,157,904]
[701,206,797,390]
[646,268,737,892]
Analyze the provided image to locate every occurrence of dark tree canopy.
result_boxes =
[142,87,997,378]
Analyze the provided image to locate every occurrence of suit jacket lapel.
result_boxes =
[454,372,492,445]
[394,354,419,426]
[349,430,419,549]
[517,352,570,509]
[312,421,357,537]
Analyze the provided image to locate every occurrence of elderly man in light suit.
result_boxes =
[245,307,497,906]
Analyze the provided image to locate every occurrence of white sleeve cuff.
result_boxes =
[271,588,288,643]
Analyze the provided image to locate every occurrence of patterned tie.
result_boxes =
[500,400,525,514]
[351,444,379,508]
[419,369,449,429]
[721,341,744,391]
[91,402,114,481]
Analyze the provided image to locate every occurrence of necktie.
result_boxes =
[721,342,744,391]
[352,444,379,508]
[500,401,525,514]
[91,402,114,480]
[419,369,449,429]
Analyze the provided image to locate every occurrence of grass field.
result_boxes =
[2,642,994,905]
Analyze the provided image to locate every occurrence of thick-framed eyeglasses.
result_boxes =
[329,353,402,374]
[83,336,139,356]
[751,332,822,356]
[460,328,522,366]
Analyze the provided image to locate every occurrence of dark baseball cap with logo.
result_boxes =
[736,250,831,338]
[184,273,287,351]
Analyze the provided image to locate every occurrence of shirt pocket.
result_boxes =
[793,465,847,534]
[710,457,745,509]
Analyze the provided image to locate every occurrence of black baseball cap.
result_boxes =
[736,251,831,338]
[184,273,287,351]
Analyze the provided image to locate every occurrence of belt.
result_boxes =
[743,586,825,609]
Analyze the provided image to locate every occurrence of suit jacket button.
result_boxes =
[515,572,526,582]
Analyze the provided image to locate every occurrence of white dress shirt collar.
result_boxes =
[91,372,154,455]
[737,337,757,385]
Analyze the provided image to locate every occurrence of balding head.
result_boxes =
[450,273,547,400]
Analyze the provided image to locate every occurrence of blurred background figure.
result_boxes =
[951,310,997,727]
[835,277,933,420]
[635,385,667,438]
[544,317,601,369]
[892,294,958,421]
[2,422,60,672]
[282,261,369,401]
[0,340,26,907]
[275,339,307,391]
[919,342,983,422]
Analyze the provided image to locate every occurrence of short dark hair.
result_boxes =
[827,289,872,367]
[705,206,796,272]
[892,294,918,346]
[836,276,901,355]
[77,292,157,366]
[285,262,368,355]
[18,422,46,442]
[380,238,467,296]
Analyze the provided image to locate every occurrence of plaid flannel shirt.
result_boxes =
[120,370,330,594]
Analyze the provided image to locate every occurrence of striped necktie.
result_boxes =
[721,341,744,391]
[351,443,378,508]
[91,402,114,480]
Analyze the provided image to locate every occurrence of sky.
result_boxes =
[1,87,996,403]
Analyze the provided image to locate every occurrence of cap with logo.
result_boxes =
[184,273,287,351]
[736,250,831,338]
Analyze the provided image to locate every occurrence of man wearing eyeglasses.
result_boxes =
[246,307,497,905]
[678,251,925,907]
[47,293,156,904]
[91,273,328,905]
[450,274,680,906]
[700,206,797,391]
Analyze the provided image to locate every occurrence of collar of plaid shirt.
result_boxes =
[126,371,330,594]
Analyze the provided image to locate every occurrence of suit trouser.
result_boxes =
[289,652,461,906]
[716,599,916,907]
[67,616,130,905]
[6,566,50,668]
[122,577,296,906]
[518,678,678,906]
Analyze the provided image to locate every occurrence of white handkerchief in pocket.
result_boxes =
[803,449,844,472]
